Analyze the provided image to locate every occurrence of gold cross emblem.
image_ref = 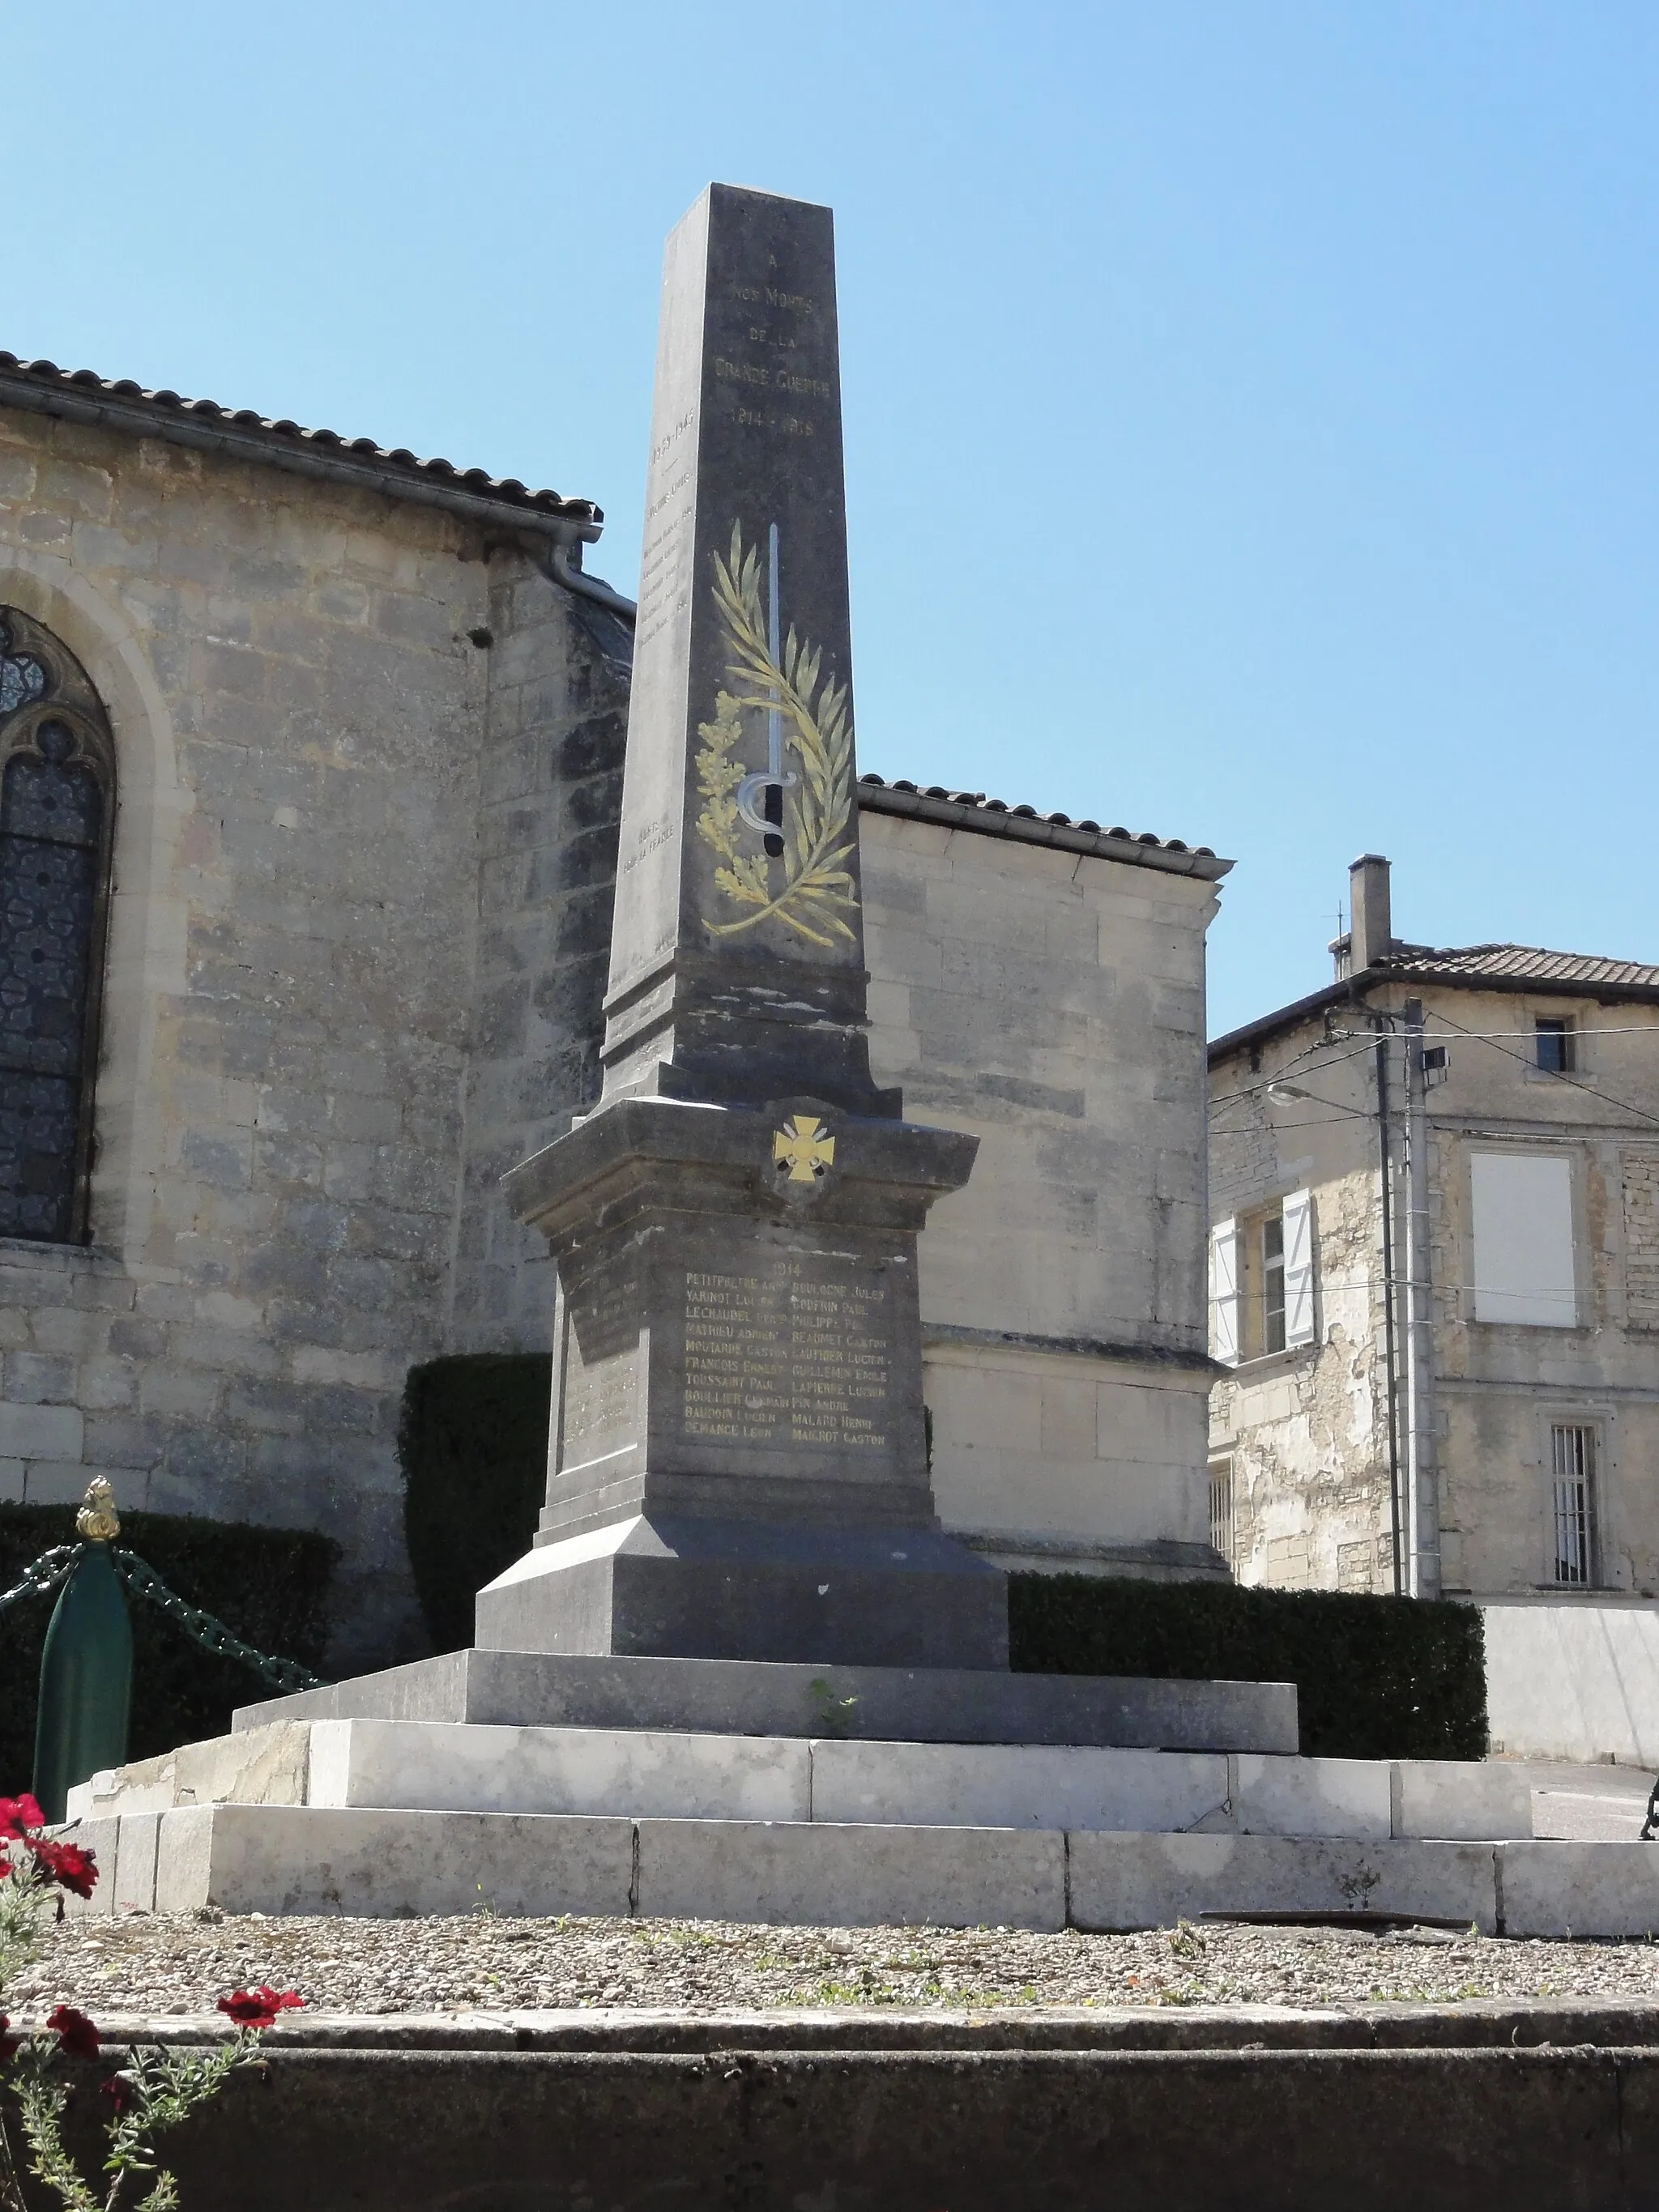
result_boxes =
[773,1115,835,1184]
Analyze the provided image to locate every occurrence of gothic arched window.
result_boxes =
[0,612,115,1242]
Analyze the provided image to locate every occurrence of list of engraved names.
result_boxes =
[684,1263,889,1450]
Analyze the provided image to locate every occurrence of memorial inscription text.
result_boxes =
[683,1261,889,1450]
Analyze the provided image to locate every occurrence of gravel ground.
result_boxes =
[6,1911,1659,2018]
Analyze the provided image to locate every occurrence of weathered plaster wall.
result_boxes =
[1483,1596,1659,1762]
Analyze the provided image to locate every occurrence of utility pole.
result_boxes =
[1374,1026,1404,1596]
[1402,997,1441,1599]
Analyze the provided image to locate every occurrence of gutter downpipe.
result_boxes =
[544,539,638,621]
[1402,996,1442,1600]
[1374,1021,1405,1597]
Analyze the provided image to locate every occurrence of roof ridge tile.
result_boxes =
[0,346,599,526]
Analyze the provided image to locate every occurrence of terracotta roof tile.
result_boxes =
[1211,938,1659,1060]
[1384,943,1659,991]
[0,351,600,529]
[855,774,1228,879]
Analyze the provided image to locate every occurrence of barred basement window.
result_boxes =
[1550,1422,1597,1587]
[0,612,115,1242]
[1209,1458,1235,1564]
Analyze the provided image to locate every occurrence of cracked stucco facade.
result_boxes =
[1210,982,1659,1603]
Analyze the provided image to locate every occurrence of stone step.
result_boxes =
[232,1647,1299,1754]
[59,1802,1657,1937]
[71,1717,1532,1843]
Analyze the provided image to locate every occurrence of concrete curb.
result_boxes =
[41,1995,1659,2051]
[19,2022,1659,2211]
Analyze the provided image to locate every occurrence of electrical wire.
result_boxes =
[1407,1025,1659,1040]
[1423,1008,1659,1132]
[1205,1036,1383,1118]
[1215,1268,1579,1309]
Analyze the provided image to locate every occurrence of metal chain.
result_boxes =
[0,1545,79,1614]
[0,1538,322,1694]
[112,1549,323,1694]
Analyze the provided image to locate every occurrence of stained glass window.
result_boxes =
[0,617,114,1242]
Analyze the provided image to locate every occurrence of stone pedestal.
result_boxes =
[476,1515,1006,1669]
[477,1095,1006,1669]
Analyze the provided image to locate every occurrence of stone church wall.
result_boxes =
[0,406,623,1663]
[445,565,629,1352]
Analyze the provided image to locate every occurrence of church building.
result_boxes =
[0,349,1228,1662]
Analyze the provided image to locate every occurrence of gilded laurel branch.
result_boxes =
[694,521,858,948]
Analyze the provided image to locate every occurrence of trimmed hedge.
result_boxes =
[0,1505,339,1795]
[1009,1572,1487,1760]
[399,1355,552,1653]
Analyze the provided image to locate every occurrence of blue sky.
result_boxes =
[14,3,1657,1034]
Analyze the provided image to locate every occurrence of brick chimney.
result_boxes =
[1348,853,1392,974]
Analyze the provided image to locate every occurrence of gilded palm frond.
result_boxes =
[694,520,859,948]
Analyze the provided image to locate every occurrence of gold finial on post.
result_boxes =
[75,1476,121,1544]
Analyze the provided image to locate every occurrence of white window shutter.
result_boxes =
[1469,1152,1576,1327]
[1209,1217,1240,1365]
[1282,1187,1316,1347]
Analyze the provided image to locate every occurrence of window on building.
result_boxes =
[1262,1214,1286,1353]
[1550,1423,1597,1586]
[0,612,115,1244]
[1469,1152,1577,1328]
[1209,1459,1234,1563]
[1210,1191,1316,1364]
[1535,1018,1577,1076]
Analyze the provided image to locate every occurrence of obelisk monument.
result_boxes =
[478,185,1006,1668]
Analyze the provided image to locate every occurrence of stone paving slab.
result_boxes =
[73,1716,1533,1840]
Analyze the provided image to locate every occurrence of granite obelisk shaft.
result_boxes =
[603,185,892,1115]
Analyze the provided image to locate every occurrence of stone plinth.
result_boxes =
[485,1095,1004,1668]
[476,1515,1006,1669]
[234,1650,1302,1754]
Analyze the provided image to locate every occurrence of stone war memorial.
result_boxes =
[478,182,1001,1672]
[65,189,1553,1936]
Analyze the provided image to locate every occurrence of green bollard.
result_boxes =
[32,1478,132,1823]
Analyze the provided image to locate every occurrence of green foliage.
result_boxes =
[1008,1572,1488,1760]
[399,1354,552,1652]
[0,1506,337,1794]
[9,2014,262,2212]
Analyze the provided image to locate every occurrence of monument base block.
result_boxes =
[475,1514,1009,1671]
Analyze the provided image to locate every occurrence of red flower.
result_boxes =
[100,2074,137,2116]
[30,1839,98,1899]
[0,2014,19,2064]
[45,2005,100,2060]
[216,1986,303,2031]
[0,1796,43,1841]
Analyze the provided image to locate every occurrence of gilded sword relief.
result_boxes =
[695,520,858,948]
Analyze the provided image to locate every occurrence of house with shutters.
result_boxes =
[1206,853,1659,1760]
